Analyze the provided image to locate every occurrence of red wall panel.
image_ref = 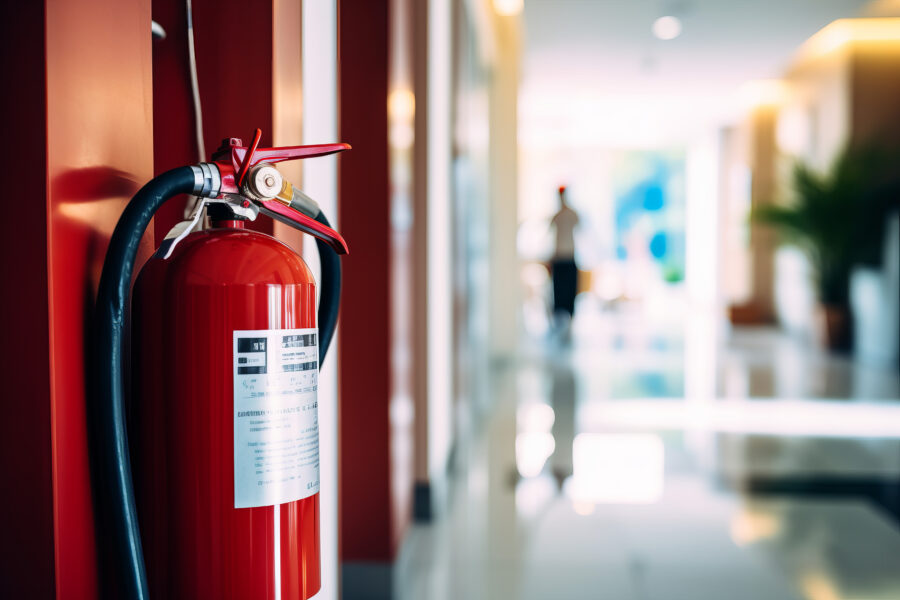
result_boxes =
[0,2,55,597]
[45,0,156,596]
[2,1,156,595]
[338,0,403,562]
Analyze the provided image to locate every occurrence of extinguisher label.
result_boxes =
[233,328,319,509]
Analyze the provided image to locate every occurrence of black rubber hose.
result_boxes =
[91,166,198,600]
[314,212,341,365]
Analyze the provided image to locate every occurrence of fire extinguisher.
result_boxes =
[91,129,349,599]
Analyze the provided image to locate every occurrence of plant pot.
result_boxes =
[815,303,853,352]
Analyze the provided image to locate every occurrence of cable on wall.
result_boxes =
[184,0,207,219]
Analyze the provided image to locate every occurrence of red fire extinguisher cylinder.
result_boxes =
[90,132,349,600]
[133,215,321,598]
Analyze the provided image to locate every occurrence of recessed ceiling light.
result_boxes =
[494,0,523,16]
[652,16,682,40]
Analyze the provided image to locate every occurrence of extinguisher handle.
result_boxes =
[239,141,352,169]
[211,129,351,196]
[257,199,349,255]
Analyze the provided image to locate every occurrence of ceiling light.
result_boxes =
[494,0,523,17]
[739,79,789,109]
[388,88,415,122]
[652,16,682,40]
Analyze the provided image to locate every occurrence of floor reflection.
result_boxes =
[549,364,575,488]
[395,306,900,600]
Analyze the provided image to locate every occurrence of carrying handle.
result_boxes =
[212,128,350,192]
[209,129,350,254]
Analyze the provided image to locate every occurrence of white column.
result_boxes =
[302,2,339,597]
[427,0,453,480]
[488,13,521,359]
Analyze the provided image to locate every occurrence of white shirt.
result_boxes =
[551,205,580,260]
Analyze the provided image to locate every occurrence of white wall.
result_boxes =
[302,2,339,597]
[427,0,454,480]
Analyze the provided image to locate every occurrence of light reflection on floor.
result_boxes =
[395,305,900,600]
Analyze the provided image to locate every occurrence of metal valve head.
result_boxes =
[245,164,284,200]
[210,128,350,195]
[187,128,351,255]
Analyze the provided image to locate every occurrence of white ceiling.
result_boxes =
[520,0,877,147]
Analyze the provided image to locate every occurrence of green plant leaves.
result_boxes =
[751,145,900,305]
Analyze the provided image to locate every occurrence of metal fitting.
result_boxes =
[244,164,283,200]
[190,162,222,198]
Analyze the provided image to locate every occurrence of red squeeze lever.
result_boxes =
[210,129,351,255]
[212,128,351,195]
[258,200,349,255]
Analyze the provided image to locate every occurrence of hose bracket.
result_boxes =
[156,173,258,260]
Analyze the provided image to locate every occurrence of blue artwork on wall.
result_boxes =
[613,151,686,283]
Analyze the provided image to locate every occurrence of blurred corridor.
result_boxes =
[389,1,900,599]
[395,304,900,600]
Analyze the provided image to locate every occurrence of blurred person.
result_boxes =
[550,185,581,336]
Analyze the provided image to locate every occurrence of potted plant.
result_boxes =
[753,147,899,351]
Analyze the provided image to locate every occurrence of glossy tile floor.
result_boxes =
[395,305,900,600]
